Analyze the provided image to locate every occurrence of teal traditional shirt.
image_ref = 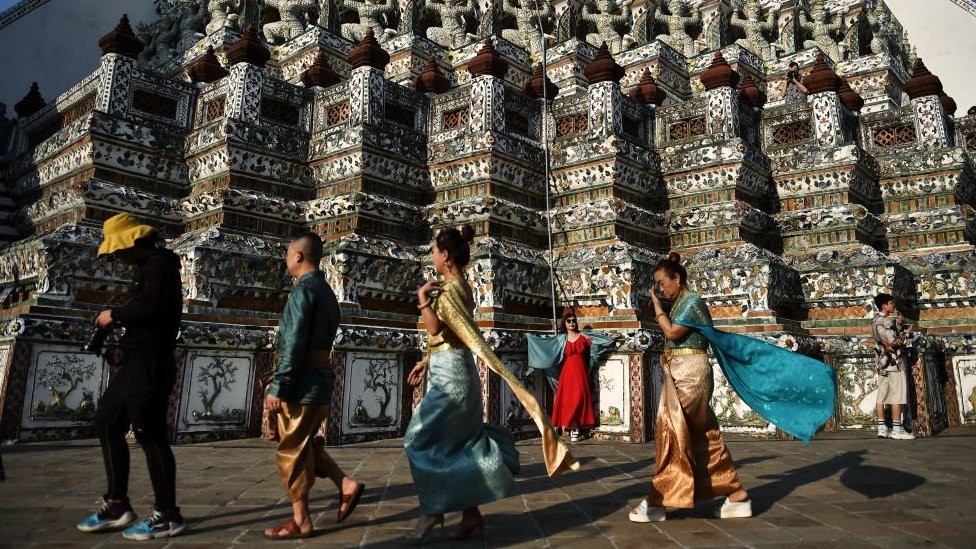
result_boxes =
[269,270,342,404]
[665,291,711,351]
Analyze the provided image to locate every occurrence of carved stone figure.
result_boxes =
[654,0,700,56]
[206,0,237,35]
[581,0,634,54]
[339,0,399,43]
[866,0,892,56]
[500,0,554,58]
[136,22,160,64]
[424,0,479,49]
[143,9,181,62]
[263,0,319,43]
[729,0,777,61]
[177,0,208,48]
[800,0,842,60]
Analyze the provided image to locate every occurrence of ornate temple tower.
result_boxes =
[0,0,974,444]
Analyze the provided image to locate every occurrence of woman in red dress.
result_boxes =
[550,311,596,442]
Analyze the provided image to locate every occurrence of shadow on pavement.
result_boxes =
[750,450,926,513]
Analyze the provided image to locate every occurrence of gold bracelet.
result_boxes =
[418,301,432,311]
[655,313,668,321]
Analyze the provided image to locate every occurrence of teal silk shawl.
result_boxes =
[526,331,618,390]
[671,294,835,442]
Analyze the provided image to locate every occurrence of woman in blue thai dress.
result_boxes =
[630,253,836,523]
[405,225,578,544]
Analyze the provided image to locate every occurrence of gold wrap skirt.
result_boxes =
[648,352,743,508]
[275,402,340,502]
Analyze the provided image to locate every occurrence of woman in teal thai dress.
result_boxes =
[405,225,578,544]
[630,253,836,523]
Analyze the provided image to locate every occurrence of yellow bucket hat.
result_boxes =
[97,213,158,256]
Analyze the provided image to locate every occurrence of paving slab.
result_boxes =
[2,428,976,548]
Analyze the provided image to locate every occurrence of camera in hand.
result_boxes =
[84,317,110,357]
[787,71,800,82]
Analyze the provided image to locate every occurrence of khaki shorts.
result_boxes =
[876,369,908,405]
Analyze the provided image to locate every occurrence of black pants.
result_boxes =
[95,348,178,511]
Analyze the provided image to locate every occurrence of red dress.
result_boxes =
[550,335,596,428]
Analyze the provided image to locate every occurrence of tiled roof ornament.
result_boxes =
[584,43,624,85]
[301,51,342,88]
[701,50,740,91]
[226,24,271,67]
[188,46,230,84]
[468,39,508,79]
[803,54,840,95]
[348,28,390,70]
[15,82,46,118]
[414,56,450,94]
[630,68,665,106]
[522,63,558,100]
[98,14,144,59]
[904,58,943,99]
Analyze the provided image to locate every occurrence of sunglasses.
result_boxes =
[565,318,578,323]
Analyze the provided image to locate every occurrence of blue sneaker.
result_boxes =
[122,509,186,541]
[77,498,137,532]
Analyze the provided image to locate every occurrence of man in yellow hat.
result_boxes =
[77,213,186,541]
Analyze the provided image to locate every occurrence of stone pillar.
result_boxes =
[348,65,386,127]
[701,51,739,140]
[910,95,950,149]
[587,81,621,136]
[803,55,845,148]
[224,63,265,123]
[95,53,136,117]
[468,74,505,133]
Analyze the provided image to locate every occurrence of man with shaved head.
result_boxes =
[263,232,365,539]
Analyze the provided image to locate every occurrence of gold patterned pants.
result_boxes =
[648,354,743,508]
[275,402,342,502]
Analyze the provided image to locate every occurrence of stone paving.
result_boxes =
[3,428,976,548]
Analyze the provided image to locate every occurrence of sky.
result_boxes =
[0,0,21,13]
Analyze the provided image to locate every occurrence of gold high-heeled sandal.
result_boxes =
[405,514,444,545]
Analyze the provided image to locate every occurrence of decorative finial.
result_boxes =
[15,82,46,118]
[348,28,390,70]
[414,56,450,94]
[301,51,342,88]
[584,43,624,86]
[188,46,230,84]
[701,50,739,91]
[468,39,508,79]
[226,24,271,67]
[98,14,145,59]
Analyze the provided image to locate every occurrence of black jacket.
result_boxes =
[112,247,183,351]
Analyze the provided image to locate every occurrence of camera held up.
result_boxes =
[83,315,111,357]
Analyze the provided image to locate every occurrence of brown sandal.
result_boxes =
[263,518,312,540]
[336,482,365,523]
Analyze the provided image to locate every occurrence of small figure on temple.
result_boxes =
[425,0,479,49]
[799,0,843,60]
[581,0,635,54]
[654,0,700,57]
[500,0,555,58]
[340,0,399,43]
[783,61,809,105]
[729,0,778,61]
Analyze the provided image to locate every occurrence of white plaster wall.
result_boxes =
[0,0,155,113]
[885,0,976,111]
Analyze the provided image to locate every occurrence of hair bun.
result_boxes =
[667,252,681,264]
[459,224,475,243]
